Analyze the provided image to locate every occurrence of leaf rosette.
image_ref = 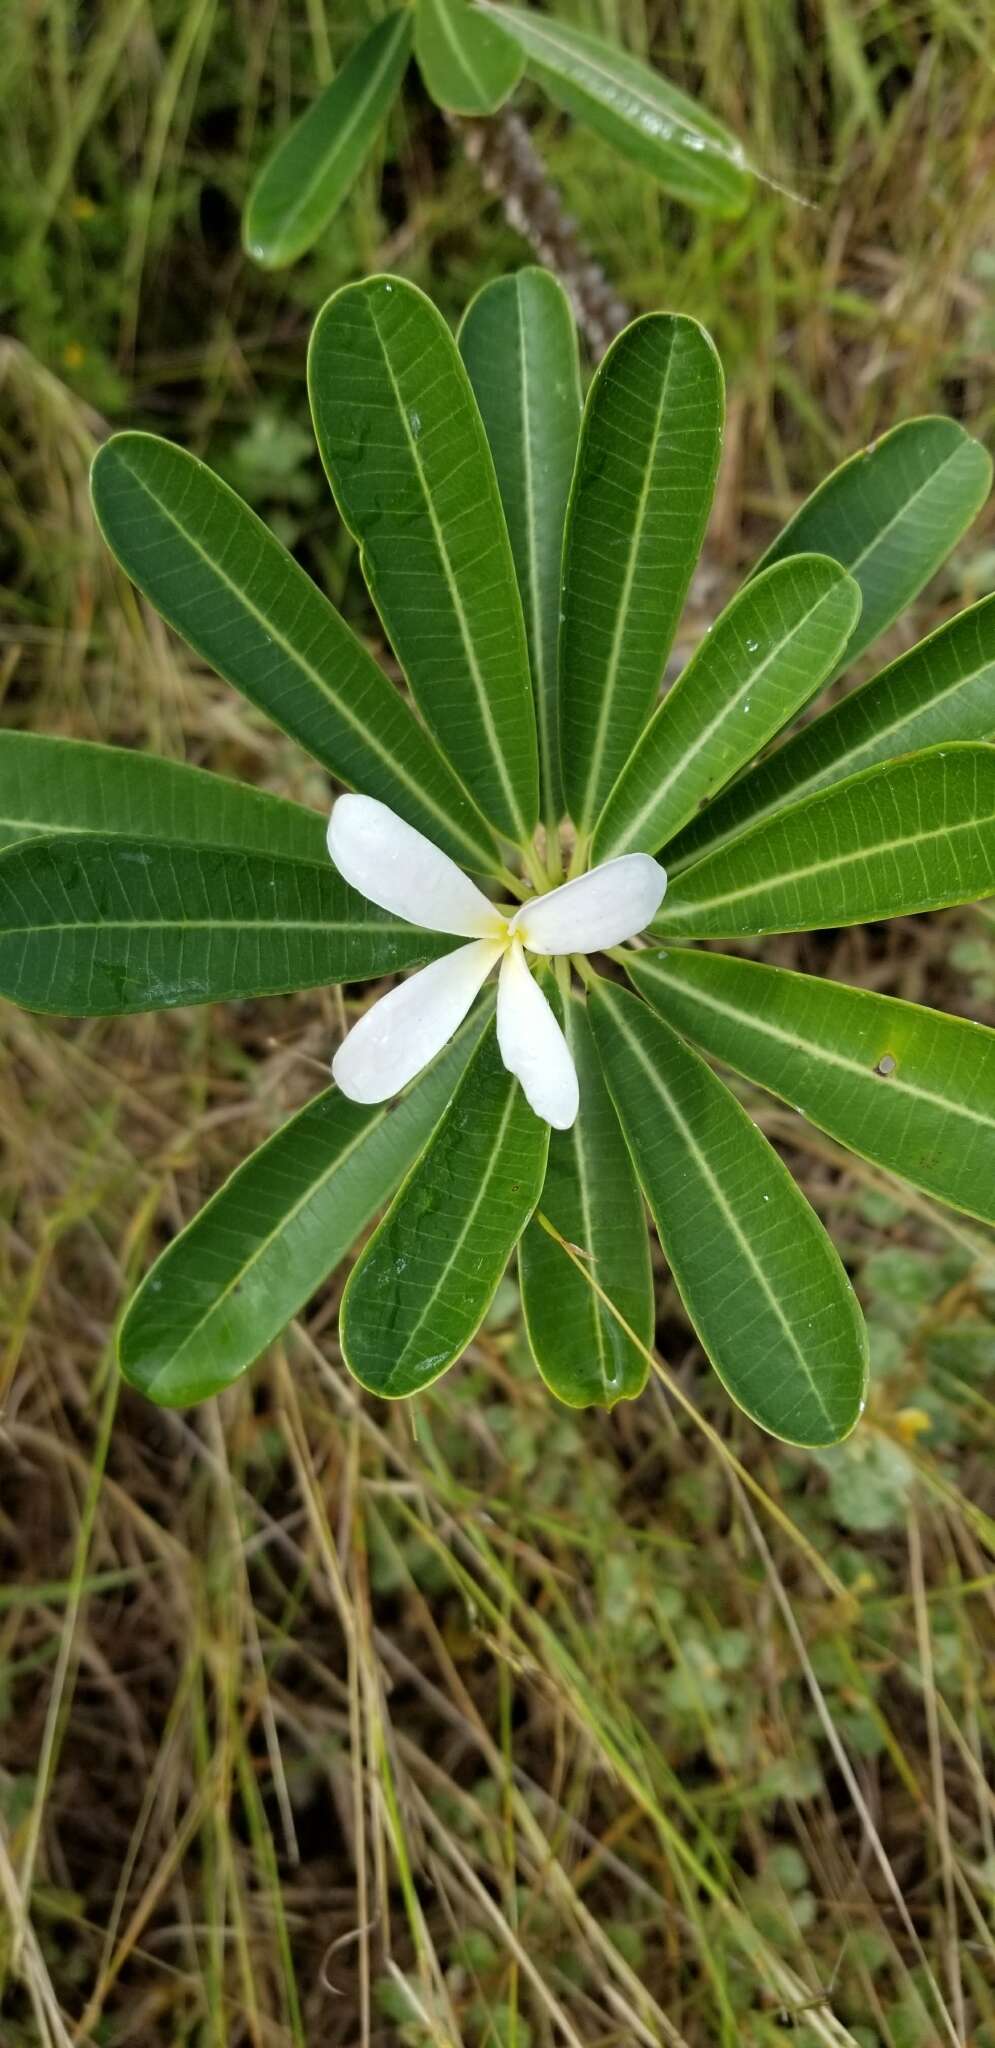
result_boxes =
[5,270,994,1446]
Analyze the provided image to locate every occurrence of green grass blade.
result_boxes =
[755,416,992,669]
[520,992,651,1408]
[341,1021,549,1396]
[119,1009,489,1406]
[592,555,861,861]
[629,946,995,1230]
[309,277,539,846]
[658,743,995,939]
[0,732,326,859]
[666,591,995,873]
[90,433,500,877]
[474,3,751,215]
[589,980,867,1447]
[243,13,412,268]
[560,313,724,835]
[415,0,522,113]
[0,836,452,1015]
[459,267,581,830]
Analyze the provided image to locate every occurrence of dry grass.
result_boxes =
[2,3,995,2043]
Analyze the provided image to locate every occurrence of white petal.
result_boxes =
[327,793,506,939]
[511,853,667,956]
[496,940,579,1130]
[332,939,503,1104]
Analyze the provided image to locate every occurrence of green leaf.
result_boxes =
[459,268,581,828]
[589,981,867,1447]
[474,3,751,216]
[560,313,724,835]
[415,0,523,113]
[119,1008,488,1406]
[0,732,325,860]
[756,417,992,669]
[309,277,539,846]
[90,433,499,877]
[0,836,452,1016]
[243,13,412,268]
[628,945,995,1230]
[592,555,861,862]
[666,591,995,873]
[658,744,995,939]
[519,991,651,1407]
[341,1021,549,1396]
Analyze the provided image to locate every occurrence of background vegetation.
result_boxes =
[3,3,995,2043]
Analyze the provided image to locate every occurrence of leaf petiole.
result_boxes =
[520,841,549,894]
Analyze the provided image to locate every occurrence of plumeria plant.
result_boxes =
[4,267,995,1445]
[242,1,752,269]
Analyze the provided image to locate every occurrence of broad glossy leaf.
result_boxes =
[0,732,325,860]
[243,13,412,268]
[475,3,751,216]
[519,991,651,1407]
[756,417,992,669]
[560,313,724,835]
[592,555,861,862]
[415,0,522,112]
[119,1008,488,1406]
[309,277,539,845]
[589,981,867,1447]
[667,592,995,873]
[0,836,452,1015]
[629,946,995,1229]
[90,433,499,877]
[459,268,581,828]
[341,1021,549,1395]
[658,744,995,939]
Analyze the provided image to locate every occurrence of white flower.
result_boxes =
[327,795,667,1129]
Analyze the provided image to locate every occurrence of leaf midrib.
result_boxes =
[143,1003,494,1395]
[568,1086,615,1396]
[668,791,995,919]
[366,295,531,845]
[515,280,548,807]
[671,645,995,872]
[610,574,847,854]
[427,0,490,101]
[560,999,614,1394]
[138,1102,381,1397]
[838,435,978,586]
[5,914,422,936]
[112,448,493,872]
[575,326,678,832]
[260,14,407,252]
[606,995,837,1433]
[0,810,321,856]
[639,955,995,1137]
[384,1078,520,1388]
[494,10,743,178]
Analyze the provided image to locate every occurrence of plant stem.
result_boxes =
[453,109,631,361]
[544,823,565,886]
